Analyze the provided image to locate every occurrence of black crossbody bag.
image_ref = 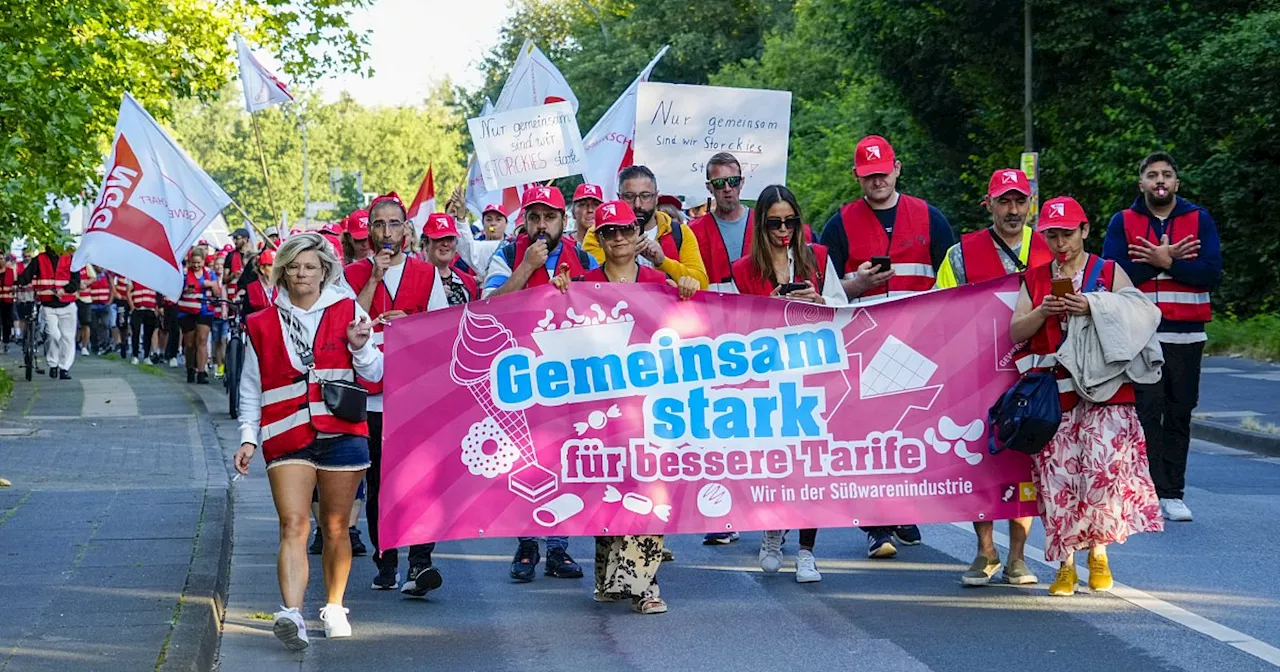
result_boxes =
[278,306,368,424]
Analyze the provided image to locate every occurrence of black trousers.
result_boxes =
[1135,340,1204,500]
[365,411,434,568]
[131,309,157,358]
[114,301,130,355]
[163,306,180,359]
[0,302,12,344]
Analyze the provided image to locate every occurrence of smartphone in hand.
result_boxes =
[777,282,808,295]
[1051,278,1075,297]
[871,256,891,274]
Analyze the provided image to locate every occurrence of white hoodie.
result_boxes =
[238,284,382,447]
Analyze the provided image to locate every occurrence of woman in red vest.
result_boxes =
[176,248,222,384]
[550,200,697,615]
[1009,196,1162,598]
[420,213,480,304]
[233,233,378,650]
[126,279,159,365]
[243,249,278,314]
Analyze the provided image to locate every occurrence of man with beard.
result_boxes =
[345,193,450,597]
[688,153,752,293]
[481,186,594,583]
[1103,151,1222,524]
[936,168,1049,587]
[582,166,707,288]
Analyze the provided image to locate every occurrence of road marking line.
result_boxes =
[1231,372,1280,382]
[948,522,1280,667]
[1193,411,1261,419]
[1200,367,1243,374]
[80,377,138,417]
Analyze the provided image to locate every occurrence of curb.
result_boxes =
[158,377,234,672]
[1192,418,1280,458]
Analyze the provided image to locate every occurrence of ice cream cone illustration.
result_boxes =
[451,306,558,501]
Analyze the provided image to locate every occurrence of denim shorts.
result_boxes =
[266,435,371,472]
[211,318,229,341]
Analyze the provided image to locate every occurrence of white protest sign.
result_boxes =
[634,83,791,198]
[468,101,587,192]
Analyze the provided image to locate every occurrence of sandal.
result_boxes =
[631,598,668,615]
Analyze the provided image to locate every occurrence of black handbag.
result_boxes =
[278,307,368,424]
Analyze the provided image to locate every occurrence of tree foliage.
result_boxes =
[0,0,370,245]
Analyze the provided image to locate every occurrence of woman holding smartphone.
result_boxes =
[727,185,845,583]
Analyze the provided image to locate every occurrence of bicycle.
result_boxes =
[215,298,245,419]
[15,286,45,381]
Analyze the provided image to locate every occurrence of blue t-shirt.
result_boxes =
[715,210,751,264]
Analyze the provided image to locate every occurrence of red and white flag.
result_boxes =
[407,165,436,232]
[73,93,232,299]
[236,34,294,113]
[583,46,668,201]
[494,40,579,114]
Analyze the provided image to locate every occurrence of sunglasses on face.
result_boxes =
[597,225,638,241]
[708,176,743,190]
[764,216,802,231]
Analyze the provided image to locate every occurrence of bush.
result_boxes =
[1205,314,1280,361]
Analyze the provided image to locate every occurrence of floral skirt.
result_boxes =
[594,535,663,602]
[1032,401,1163,562]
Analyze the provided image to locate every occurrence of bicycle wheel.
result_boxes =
[226,335,242,419]
[23,328,34,381]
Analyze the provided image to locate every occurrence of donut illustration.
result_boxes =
[460,417,521,479]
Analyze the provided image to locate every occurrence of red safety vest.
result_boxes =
[729,244,829,296]
[177,270,216,314]
[1120,209,1211,323]
[511,235,588,289]
[33,255,74,302]
[958,228,1053,285]
[130,283,158,310]
[0,267,15,302]
[580,264,670,285]
[689,209,753,286]
[840,194,935,297]
[344,256,437,395]
[87,275,111,305]
[244,298,368,463]
[111,275,130,303]
[1016,255,1135,411]
[245,281,277,314]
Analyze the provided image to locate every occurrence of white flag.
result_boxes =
[236,34,294,113]
[494,40,579,113]
[582,46,669,201]
[465,99,497,218]
[73,93,233,300]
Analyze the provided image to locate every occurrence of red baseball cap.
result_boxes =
[854,135,896,177]
[521,185,565,210]
[258,249,275,266]
[573,183,604,203]
[481,203,506,218]
[347,209,369,240]
[423,213,461,240]
[657,194,683,209]
[1037,196,1089,232]
[987,168,1031,199]
[593,200,637,228]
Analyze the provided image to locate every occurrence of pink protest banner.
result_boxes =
[381,276,1038,546]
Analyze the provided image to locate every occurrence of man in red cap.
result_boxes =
[571,183,604,247]
[819,134,955,558]
[481,185,593,583]
[820,134,955,304]
[1103,151,1222,524]
[481,203,509,241]
[483,186,597,299]
[344,192,450,597]
[936,169,1052,288]
[935,168,1049,588]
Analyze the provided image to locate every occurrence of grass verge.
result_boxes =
[1205,314,1280,361]
[0,366,12,411]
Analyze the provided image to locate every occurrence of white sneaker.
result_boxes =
[272,608,309,651]
[1162,498,1193,522]
[80,346,89,356]
[759,530,784,573]
[168,358,179,368]
[130,356,139,365]
[319,604,352,638]
[795,550,822,583]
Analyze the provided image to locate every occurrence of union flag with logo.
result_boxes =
[72,93,232,299]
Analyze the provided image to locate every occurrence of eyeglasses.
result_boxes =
[707,176,743,190]
[619,192,657,204]
[597,225,638,241]
[370,220,405,231]
[285,263,323,275]
[764,216,802,231]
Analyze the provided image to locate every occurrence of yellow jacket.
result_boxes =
[582,210,709,289]
[935,226,1035,289]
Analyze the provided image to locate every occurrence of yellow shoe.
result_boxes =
[1048,565,1078,596]
[1088,554,1114,592]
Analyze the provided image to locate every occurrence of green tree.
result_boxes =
[0,0,370,244]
